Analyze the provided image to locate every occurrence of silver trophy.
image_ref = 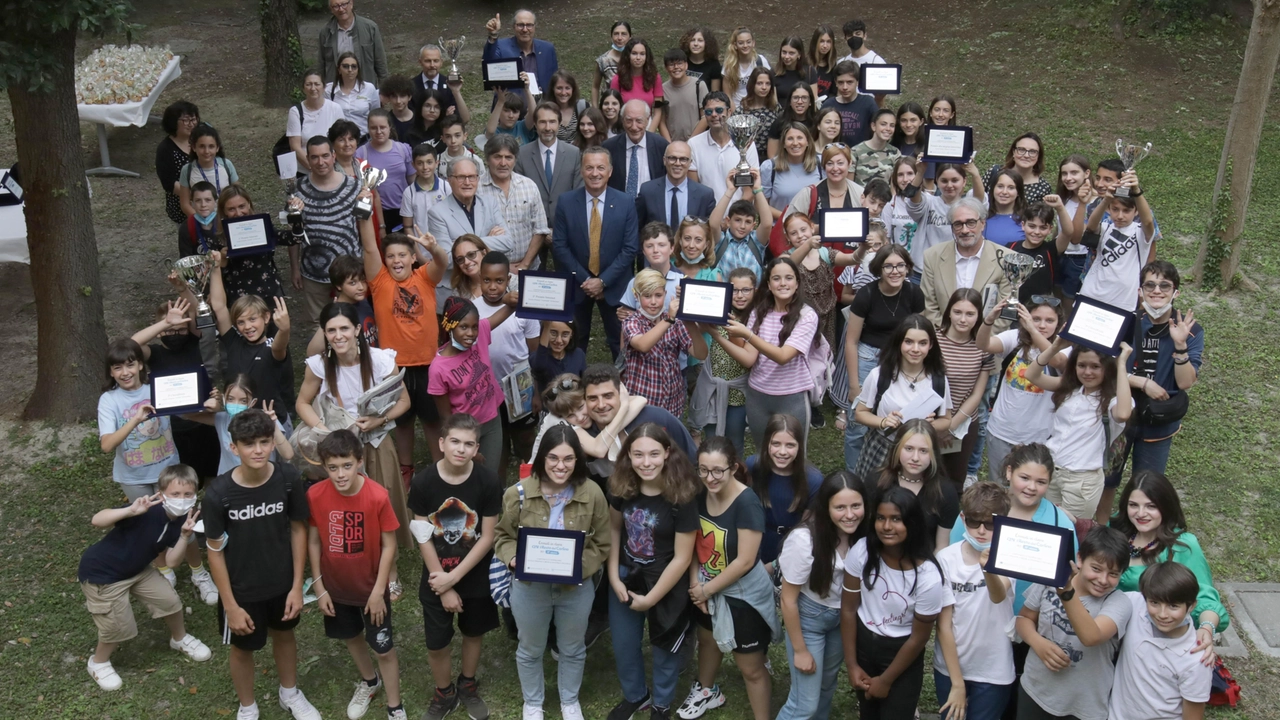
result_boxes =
[726,115,762,188]
[171,255,217,329]
[353,162,388,221]
[440,36,466,83]
[998,252,1039,321]
[1114,139,1151,198]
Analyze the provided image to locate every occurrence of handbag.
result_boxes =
[489,483,526,608]
[1136,389,1189,426]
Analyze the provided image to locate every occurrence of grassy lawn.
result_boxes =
[2,0,1280,717]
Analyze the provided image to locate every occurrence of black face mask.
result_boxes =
[160,333,194,351]
[846,36,865,51]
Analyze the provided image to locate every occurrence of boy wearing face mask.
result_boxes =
[620,269,709,418]
[179,181,220,258]
[80,465,212,691]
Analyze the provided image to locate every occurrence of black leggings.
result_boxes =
[856,620,926,720]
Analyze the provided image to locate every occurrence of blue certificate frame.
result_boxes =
[1060,293,1136,358]
[983,516,1075,587]
[515,527,586,584]
[223,213,278,258]
[676,278,732,326]
[516,270,576,322]
[149,365,212,417]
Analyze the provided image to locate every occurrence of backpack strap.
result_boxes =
[871,366,894,415]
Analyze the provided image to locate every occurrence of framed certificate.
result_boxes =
[676,278,732,326]
[821,208,869,244]
[0,170,22,202]
[516,270,575,322]
[149,366,211,417]
[984,516,1075,587]
[223,214,277,257]
[921,125,974,164]
[483,59,524,89]
[1060,294,1136,358]
[859,63,902,94]
[515,527,586,584]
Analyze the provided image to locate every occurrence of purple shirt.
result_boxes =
[356,141,415,210]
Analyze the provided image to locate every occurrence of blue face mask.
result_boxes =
[611,43,626,53]
[963,529,992,552]
[450,338,469,352]
[194,210,217,226]
[680,250,704,264]
[225,402,249,417]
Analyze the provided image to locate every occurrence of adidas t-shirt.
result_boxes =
[203,463,310,603]
[1078,220,1152,310]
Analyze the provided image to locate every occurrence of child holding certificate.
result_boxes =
[621,269,709,419]
[691,267,757,454]
[98,339,179,500]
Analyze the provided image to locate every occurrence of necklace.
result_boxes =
[902,368,926,391]
[879,286,903,317]
[1128,533,1158,558]
[898,473,922,485]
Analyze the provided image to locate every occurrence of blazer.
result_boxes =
[514,140,583,228]
[482,37,559,97]
[552,188,639,306]
[425,194,511,302]
[635,176,717,228]
[602,132,669,193]
[920,239,1015,331]
[318,15,388,85]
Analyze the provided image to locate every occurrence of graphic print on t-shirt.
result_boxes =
[427,497,480,571]
[325,509,366,554]
[1043,593,1086,664]
[394,285,425,320]
[447,353,500,412]
[624,506,659,564]
[696,517,728,578]
[866,582,911,630]
[121,400,176,468]
[1096,226,1140,269]
[1004,354,1048,394]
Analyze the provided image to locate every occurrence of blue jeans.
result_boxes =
[510,577,597,708]
[934,670,1013,720]
[1060,253,1090,300]
[776,594,844,720]
[704,404,747,458]
[843,342,880,470]
[1105,433,1174,488]
[608,572,686,708]
[967,375,997,476]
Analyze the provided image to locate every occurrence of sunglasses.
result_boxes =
[963,517,994,531]
[1029,295,1061,307]
[703,107,727,116]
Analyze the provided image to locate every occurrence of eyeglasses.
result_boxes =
[698,466,732,479]
[731,288,754,296]
[515,22,536,29]
[179,115,200,125]
[1141,281,1175,292]
[452,174,479,183]
[1013,147,1039,157]
[703,107,727,116]
[950,219,981,231]
[340,63,359,70]
[665,156,692,164]
[881,262,907,273]
[964,517,994,531]
[330,0,352,9]
[1029,294,1061,307]
[454,249,483,264]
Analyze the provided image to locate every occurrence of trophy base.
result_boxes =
[999,305,1021,322]
[733,170,755,188]
[448,73,461,83]
[353,201,373,221]
[1114,187,1131,198]
[195,312,217,330]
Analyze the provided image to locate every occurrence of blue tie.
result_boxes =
[544,148,554,188]
[627,144,640,197]
[670,187,680,227]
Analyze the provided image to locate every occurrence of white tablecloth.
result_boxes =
[76,55,182,128]
[0,203,29,264]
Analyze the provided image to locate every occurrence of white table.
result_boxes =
[76,55,183,178]
[0,201,29,264]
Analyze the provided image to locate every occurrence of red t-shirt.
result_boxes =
[307,477,400,606]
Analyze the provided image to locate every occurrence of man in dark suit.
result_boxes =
[635,140,717,228]
[515,101,582,231]
[552,147,639,359]
[602,100,668,196]
[482,11,558,107]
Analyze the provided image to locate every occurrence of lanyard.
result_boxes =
[197,161,222,196]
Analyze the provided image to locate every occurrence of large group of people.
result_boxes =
[83,4,1227,720]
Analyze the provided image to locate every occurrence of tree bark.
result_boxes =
[1194,0,1280,288]
[261,0,303,107]
[8,26,108,421]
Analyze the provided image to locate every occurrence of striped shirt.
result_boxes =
[297,174,360,283]
[937,333,995,408]
[747,305,818,395]
[478,172,551,267]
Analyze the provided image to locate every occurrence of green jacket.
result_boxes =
[1117,531,1229,633]
[494,477,611,581]
[318,15,388,86]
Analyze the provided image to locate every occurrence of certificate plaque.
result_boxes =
[149,366,211,416]
[859,64,902,94]
[223,213,277,257]
[1060,294,1136,358]
[921,125,974,164]
[821,208,869,244]
[676,278,733,326]
[983,516,1074,587]
[516,270,575,322]
[483,59,524,89]
[515,527,586,584]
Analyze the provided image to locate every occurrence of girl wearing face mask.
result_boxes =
[531,321,586,397]
[776,470,869,720]
[691,267,756,454]
[983,132,1052,205]
[902,157,986,273]
[727,257,820,450]
[680,27,723,92]
[765,85,819,161]
[746,413,824,567]
[876,420,958,550]
[325,51,379,136]
[975,297,1068,481]
[211,185,285,304]
[722,27,771,106]
[178,124,238,219]
[494,425,611,720]
[1025,337,1133,520]
[935,289,995,488]
[356,109,415,233]
[594,21,633,106]
[288,69,347,172]
[530,374,648,462]
[762,124,822,220]
[188,374,292,475]
[605,424,701,720]
[807,24,839,98]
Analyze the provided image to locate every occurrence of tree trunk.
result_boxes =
[1193,0,1280,288]
[8,26,108,421]
[261,0,303,107]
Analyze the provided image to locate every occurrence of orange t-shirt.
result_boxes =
[369,264,438,366]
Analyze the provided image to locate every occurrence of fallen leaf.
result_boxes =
[5,601,12,607]
[216,711,232,716]
[16,637,30,645]
[146,668,156,673]
[189,686,198,695]
[177,676,185,685]
[36,696,42,702]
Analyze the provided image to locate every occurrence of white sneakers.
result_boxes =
[170,634,212,662]
[523,704,545,720]
[562,703,585,720]
[87,657,122,691]
[346,675,382,719]
[191,567,220,605]
[88,634,210,691]
[238,704,261,720]
[279,686,323,720]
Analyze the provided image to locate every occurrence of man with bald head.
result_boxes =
[602,99,669,197]
[635,140,717,228]
[482,10,558,106]
[425,158,510,306]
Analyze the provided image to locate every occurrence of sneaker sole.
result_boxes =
[678,694,724,720]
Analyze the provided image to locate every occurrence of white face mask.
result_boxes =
[163,496,197,517]
[1142,300,1174,319]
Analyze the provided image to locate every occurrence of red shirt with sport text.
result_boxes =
[307,477,401,606]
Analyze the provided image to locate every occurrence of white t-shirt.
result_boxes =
[1047,389,1128,471]
[730,55,772,105]
[987,330,1061,445]
[1063,198,1088,255]
[476,298,540,382]
[400,176,451,226]
[1108,592,1212,720]
[303,347,399,414]
[856,366,953,418]
[1078,220,1152,310]
[780,526,844,608]
[286,100,347,141]
[689,130,759,203]
[843,538,946,638]
[324,81,379,135]
[932,542,1016,684]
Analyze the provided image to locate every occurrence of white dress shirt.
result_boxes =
[954,241,984,289]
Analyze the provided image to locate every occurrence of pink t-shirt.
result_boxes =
[610,72,666,108]
[747,305,818,395]
[427,318,503,423]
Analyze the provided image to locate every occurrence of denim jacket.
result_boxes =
[494,476,611,580]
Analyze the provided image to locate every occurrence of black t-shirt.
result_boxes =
[695,487,765,582]
[823,94,879,147]
[773,68,817,101]
[78,505,184,584]
[851,282,926,349]
[608,490,699,568]
[812,66,835,98]
[530,344,587,396]
[219,329,295,422]
[920,481,961,542]
[767,113,815,141]
[1008,239,1062,301]
[203,463,309,602]
[391,115,416,146]
[685,58,723,87]
[407,462,503,600]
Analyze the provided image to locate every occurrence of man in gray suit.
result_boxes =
[425,158,510,306]
[515,101,582,231]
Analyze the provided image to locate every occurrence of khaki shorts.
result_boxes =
[1048,466,1105,520]
[82,567,183,644]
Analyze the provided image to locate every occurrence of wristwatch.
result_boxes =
[1057,587,1076,602]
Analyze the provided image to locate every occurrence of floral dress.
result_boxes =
[797,247,837,348]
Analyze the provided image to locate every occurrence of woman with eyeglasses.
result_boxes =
[325,51,379,136]
[836,244,924,470]
[286,69,347,172]
[448,235,491,301]
[765,85,818,161]
[761,123,822,221]
[982,132,1052,205]
[593,21,632,106]
[156,101,200,224]
[781,143,865,243]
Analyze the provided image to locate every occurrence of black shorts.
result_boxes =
[420,591,500,650]
[402,364,441,425]
[217,593,302,651]
[692,596,771,654]
[323,599,395,654]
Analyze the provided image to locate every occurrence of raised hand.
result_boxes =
[272,296,290,334]
[1042,194,1063,209]
[486,13,501,35]
[1169,309,1195,346]
[165,298,192,327]
[181,507,201,537]
[128,493,163,516]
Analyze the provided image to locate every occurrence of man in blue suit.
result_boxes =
[482,11,558,109]
[635,140,718,228]
[552,147,639,359]
[602,101,668,196]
